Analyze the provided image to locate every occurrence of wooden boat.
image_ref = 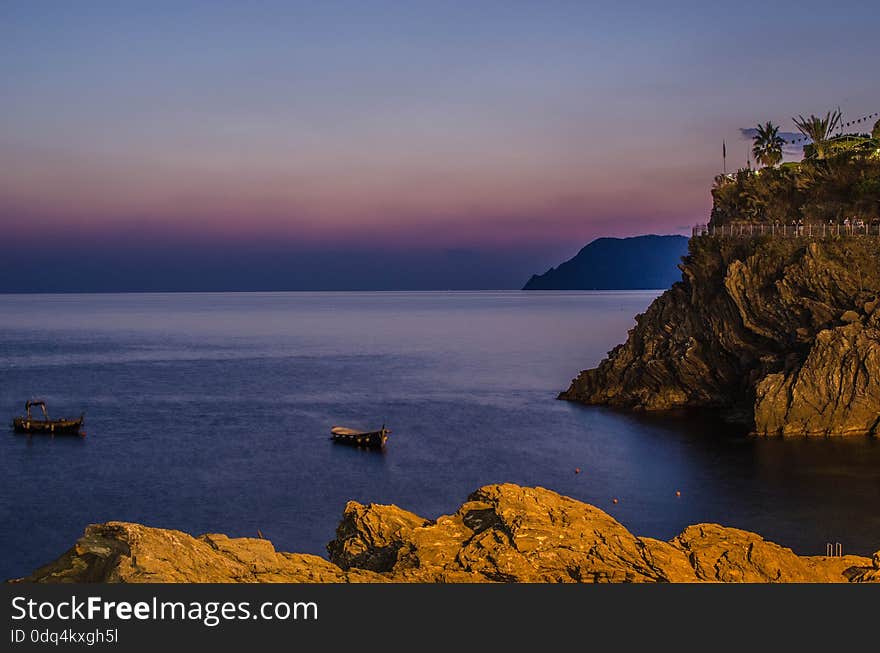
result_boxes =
[330,424,390,449]
[12,400,84,436]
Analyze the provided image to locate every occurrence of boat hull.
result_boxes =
[330,428,389,449]
[12,417,84,436]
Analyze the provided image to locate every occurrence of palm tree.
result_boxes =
[751,121,785,168]
[792,109,842,159]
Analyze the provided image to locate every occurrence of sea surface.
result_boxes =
[2,291,879,580]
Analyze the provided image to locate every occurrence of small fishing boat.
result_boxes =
[12,400,84,436]
[330,424,390,449]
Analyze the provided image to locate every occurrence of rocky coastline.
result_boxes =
[560,236,880,436]
[12,484,879,583]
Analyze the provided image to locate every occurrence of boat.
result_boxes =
[330,424,390,449]
[12,400,84,436]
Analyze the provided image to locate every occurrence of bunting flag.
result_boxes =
[784,110,879,144]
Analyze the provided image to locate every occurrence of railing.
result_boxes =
[825,542,843,557]
[692,222,880,238]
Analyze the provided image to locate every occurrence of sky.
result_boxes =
[2,0,878,290]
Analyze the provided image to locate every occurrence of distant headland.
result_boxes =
[522,235,689,291]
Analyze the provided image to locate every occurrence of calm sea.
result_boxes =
[1,291,879,579]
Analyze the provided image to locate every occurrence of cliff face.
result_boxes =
[12,484,879,583]
[560,236,880,436]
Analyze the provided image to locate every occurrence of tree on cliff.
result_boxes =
[793,109,842,159]
[873,119,880,140]
[751,122,785,167]
[710,142,879,225]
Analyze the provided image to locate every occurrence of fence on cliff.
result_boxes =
[692,221,880,238]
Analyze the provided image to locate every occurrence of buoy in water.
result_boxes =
[612,498,619,504]
[575,468,581,474]
[675,490,681,497]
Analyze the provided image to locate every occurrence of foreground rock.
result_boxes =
[560,238,880,436]
[13,484,877,583]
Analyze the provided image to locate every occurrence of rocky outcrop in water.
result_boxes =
[560,237,880,436]
[12,484,877,583]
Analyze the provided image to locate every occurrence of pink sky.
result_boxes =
[2,2,878,265]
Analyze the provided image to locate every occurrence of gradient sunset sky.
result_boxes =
[2,1,878,290]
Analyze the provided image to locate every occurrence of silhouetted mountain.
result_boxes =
[522,235,689,290]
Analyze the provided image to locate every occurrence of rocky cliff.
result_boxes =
[560,236,880,436]
[12,484,879,583]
